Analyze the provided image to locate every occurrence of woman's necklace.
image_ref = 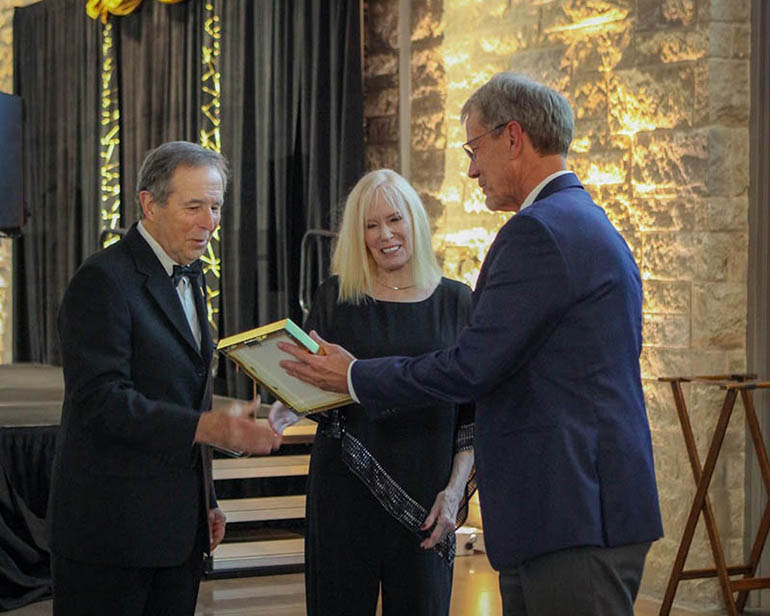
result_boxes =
[376,279,416,291]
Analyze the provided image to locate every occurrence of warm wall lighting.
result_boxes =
[434,1,678,288]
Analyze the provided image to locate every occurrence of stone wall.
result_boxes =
[363,0,448,228]
[364,0,401,174]
[362,0,752,609]
[409,0,446,229]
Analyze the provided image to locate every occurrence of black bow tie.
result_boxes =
[171,261,203,286]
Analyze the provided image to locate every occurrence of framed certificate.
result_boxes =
[217,319,352,415]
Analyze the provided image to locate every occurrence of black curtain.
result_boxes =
[12,0,101,364]
[115,1,203,223]
[13,0,364,389]
[219,0,364,397]
[0,427,58,611]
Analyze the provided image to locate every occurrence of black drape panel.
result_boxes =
[116,1,203,223]
[12,0,100,364]
[0,427,58,611]
[219,0,364,397]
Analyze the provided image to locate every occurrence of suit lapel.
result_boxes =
[147,276,202,356]
[191,270,214,366]
[533,172,583,203]
[124,225,203,357]
[472,172,584,310]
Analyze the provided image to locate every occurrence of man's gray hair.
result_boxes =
[136,141,229,211]
[460,73,574,157]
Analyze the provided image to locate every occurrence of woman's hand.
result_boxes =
[268,400,301,435]
[420,488,461,549]
[421,449,474,549]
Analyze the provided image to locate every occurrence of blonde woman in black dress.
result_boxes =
[270,169,475,616]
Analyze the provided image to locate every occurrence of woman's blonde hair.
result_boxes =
[332,169,442,304]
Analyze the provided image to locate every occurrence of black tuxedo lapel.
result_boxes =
[146,276,203,356]
[193,273,216,531]
[190,270,214,367]
[124,225,203,357]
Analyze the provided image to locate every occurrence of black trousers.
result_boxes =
[498,542,651,616]
[51,546,205,616]
[305,438,452,616]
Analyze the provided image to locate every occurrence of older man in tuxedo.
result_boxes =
[50,141,281,615]
[280,74,663,615]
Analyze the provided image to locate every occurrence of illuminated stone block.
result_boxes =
[691,282,747,349]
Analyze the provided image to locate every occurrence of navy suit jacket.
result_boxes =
[50,224,215,567]
[352,173,663,570]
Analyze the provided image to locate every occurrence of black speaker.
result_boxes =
[0,92,25,237]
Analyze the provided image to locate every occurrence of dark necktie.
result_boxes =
[171,260,203,287]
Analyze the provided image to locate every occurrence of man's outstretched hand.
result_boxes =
[194,397,282,455]
[279,331,355,394]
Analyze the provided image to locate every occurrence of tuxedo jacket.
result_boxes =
[50,224,215,567]
[352,173,663,570]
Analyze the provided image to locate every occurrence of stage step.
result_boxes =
[280,419,317,444]
[219,495,306,523]
[213,455,310,480]
[211,538,305,571]
[210,415,315,577]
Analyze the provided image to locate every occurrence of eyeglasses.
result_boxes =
[461,121,511,161]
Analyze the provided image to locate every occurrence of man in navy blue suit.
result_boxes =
[281,73,662,615]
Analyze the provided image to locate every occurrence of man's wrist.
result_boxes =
[195,411,222,444]
[347,359,360,403]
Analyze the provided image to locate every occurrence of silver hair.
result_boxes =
[460,72,574,157]
[136,141,229,214]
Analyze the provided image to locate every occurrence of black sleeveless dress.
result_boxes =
[303,276,475,616]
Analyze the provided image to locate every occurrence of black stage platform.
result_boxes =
[0,364,62,611]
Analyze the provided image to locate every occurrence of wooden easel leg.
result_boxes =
[660,383,700,615]
[696,390,740,615]
[659,516,696,616]
[737,500,770,612]
[660,387,740,615]
[736,390,770,611]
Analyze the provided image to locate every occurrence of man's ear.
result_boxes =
[506,121,524,158]
[138,190,156,221]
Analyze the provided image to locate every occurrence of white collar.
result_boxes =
[518,170,573,213]
[136,221,180,276]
